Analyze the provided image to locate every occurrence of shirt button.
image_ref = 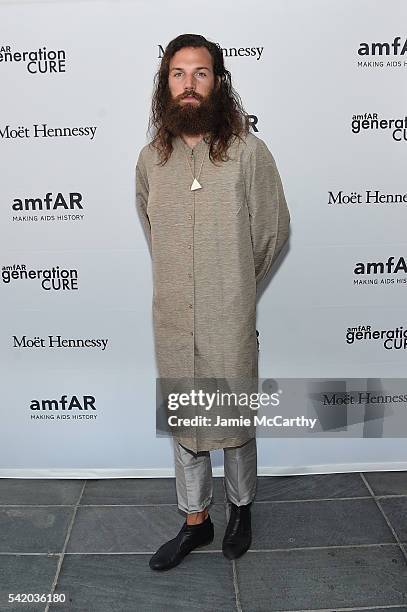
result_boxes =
[188,303,193,309]
[188,273,192,279]
[187,244,192,249]
[188,214,192,220]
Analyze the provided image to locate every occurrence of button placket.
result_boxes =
[189,147,197,368]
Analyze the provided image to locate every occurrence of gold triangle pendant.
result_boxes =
[190,178,202,191]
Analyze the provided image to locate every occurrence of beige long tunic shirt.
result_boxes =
[136,132,290,452]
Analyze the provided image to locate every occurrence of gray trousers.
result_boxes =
[173,437,257,513]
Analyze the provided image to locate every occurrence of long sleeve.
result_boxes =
[245,138,290,287]
[135,151,152,257]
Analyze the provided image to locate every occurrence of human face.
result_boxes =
[168,46,217,106]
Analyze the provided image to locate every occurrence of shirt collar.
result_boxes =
[174,135,210,154]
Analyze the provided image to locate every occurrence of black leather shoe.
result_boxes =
[222,502,252,560]
[149,515,214,571]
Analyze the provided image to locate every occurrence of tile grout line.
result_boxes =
[239,542,402,553]
[1,542,404,557]
[243,495,403,503]
[2,493,407,508]
[358,472,375,497]
[0,542,403,556]
[231,558,243,612]
[272,606,407,612]
[359,473,407,565]
[43,480,87,612]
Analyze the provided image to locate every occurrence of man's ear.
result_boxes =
[215,75,221,90]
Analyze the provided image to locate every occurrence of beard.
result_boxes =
[161,88,220,136]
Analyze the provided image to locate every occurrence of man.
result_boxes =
[136,33,290,571]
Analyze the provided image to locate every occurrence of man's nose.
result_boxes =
[184,74,196,90]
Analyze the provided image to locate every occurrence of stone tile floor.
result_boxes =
[0,472,406,611]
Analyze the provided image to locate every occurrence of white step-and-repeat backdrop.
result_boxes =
[1,0,406,477]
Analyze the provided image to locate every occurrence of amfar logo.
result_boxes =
[157,44,264,61]
[357,37,407,69]
[346,324,407,350]
[0,124,97,141]
[1,264,79,291]
[248,115,259,132]
[11,192,85,223]
[351,113,407,142]
[0,45,67,74]
[358,37,407,56]
[328,189,407,205]
[13,335,109,351]
[353,256,407,285]
[30,395,97,421]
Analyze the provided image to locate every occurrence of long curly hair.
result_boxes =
[148,33,249,165]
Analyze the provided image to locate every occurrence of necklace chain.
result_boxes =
[183,143,206,191]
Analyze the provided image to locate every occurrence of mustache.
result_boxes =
[175,90,204,102]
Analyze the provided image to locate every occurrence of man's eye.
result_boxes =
[173,72,183,77]
[196,72,207,77]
